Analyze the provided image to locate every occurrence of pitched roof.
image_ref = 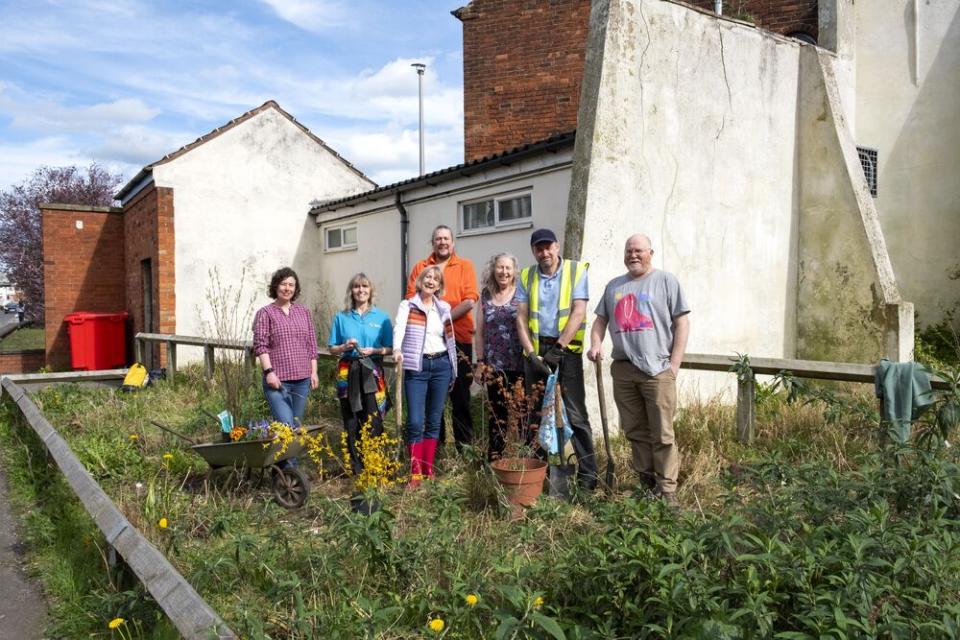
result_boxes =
[310,130,577,215]
[115,100,372,201]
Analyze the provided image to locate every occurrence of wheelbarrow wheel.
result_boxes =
[271,466,310,509]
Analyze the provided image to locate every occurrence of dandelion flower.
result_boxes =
[128,434,139,440]
[533,596,544,609]
[465,594,479,607]
[108,617,125,629]
[162,453,173,460]
[158,517,168,529]
[428,617,445,633]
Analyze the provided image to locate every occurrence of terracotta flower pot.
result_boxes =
[491,458,547,520]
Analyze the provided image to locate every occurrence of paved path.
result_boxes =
[0,468,48,639]
[0,314,19,340]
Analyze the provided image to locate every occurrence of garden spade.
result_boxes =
[593,358,616,492]
[548,369,576,500]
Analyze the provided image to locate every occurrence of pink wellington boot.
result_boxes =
[421,438,439,479]
[407,442,424,488]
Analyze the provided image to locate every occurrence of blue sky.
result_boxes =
[0,0,466,193]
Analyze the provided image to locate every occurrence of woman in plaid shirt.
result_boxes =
[253,267,319,426]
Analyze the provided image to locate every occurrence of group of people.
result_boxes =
[251,225,690,502]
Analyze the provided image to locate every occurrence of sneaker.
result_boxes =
[660,492,679,509]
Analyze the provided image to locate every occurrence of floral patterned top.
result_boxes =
[480,290,522,373]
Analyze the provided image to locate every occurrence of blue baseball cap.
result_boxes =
[530,228,558,246]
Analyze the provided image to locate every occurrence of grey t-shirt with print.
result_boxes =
[595,269,690,376]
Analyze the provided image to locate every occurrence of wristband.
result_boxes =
[262,368,273,376]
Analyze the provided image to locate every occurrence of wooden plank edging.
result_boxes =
[0,377,236,639]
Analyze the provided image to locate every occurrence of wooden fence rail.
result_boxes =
[0,377,236,639]
[134,332,396,379]
[135,333,951,445]
[682,353,950,442]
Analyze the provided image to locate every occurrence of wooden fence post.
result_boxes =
[736,376,755,443]
[244,347,255,369]
[166,340,177,380]
[203,346,215,380]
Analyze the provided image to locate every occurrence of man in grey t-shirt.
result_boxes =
[587,234,690,505]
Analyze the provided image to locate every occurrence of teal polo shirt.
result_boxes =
[327,307,392,357]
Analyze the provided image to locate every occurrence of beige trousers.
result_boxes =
[610,360,679,493]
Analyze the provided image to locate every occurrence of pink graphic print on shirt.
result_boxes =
[614,292,654,332]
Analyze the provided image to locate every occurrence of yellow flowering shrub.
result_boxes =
[342,417,402,492]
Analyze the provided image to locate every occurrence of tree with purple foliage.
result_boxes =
[0,163,123,323]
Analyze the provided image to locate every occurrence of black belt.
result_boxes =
[540,336,559,345]
[424,351,447,360]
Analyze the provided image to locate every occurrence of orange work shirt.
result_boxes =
[406,252,478,343]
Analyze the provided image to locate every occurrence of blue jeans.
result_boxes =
[263,377,310,426]
[404,356,453,443]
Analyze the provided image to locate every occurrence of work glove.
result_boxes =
[527,352,552,377]
[542,345,564,370]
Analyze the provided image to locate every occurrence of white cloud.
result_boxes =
[8,97,159,134]
[90,126,193,166]
[324,123,464,185]
[0,1,465,193]
[279,57,463,129]
[258,0,350,32]
[0,137,86,193]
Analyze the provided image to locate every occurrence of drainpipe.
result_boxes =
[396,191,409,298]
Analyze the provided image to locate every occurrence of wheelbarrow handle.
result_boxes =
[148,420,198,445]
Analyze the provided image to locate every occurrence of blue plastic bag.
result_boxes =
[538,372,574,455]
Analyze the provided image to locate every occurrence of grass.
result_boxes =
[1,362,959,638]
[0,327,44,352]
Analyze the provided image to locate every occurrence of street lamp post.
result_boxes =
[411,62,426,176]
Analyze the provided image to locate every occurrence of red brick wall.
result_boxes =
[123,185,176,367]
[686,0,818,38]
[0,350,46,375]
[456,0,818,160]
[456,0,591,162]
[41,205,126,370]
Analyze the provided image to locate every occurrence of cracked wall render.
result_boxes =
[571,0,805,406]
[569,0,904,421]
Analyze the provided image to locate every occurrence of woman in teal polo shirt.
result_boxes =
[328,273,393,475]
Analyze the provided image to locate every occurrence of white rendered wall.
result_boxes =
[315,151,573,327]
[854,1,960,327]
[153,108,373,360]
[569,0,807,404]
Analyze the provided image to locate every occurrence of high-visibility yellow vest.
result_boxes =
[521,259,588,354]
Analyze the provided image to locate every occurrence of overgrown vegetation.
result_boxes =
[2,359,960,638]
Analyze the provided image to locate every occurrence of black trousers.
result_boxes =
[338,396,384,475]
[484,369,524,461]
[524,344,597,489]
[440,342,475,447]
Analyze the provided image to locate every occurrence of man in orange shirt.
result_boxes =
[406,225,479,448]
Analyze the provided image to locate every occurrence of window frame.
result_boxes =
[323,223,358,253]
[457,189,533,237]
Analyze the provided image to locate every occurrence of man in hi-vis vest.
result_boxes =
[516,228,597,491]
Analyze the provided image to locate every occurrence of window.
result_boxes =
[459,192,532,234]
[857,146,878,197]
[325,224,357,252]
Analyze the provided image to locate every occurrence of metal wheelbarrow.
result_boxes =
[153,420,320,509]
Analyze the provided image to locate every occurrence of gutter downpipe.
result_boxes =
[396,191,409,299]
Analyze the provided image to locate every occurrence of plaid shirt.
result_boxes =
[252,302,318,381]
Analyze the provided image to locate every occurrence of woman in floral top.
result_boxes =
[475,253,524,460]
